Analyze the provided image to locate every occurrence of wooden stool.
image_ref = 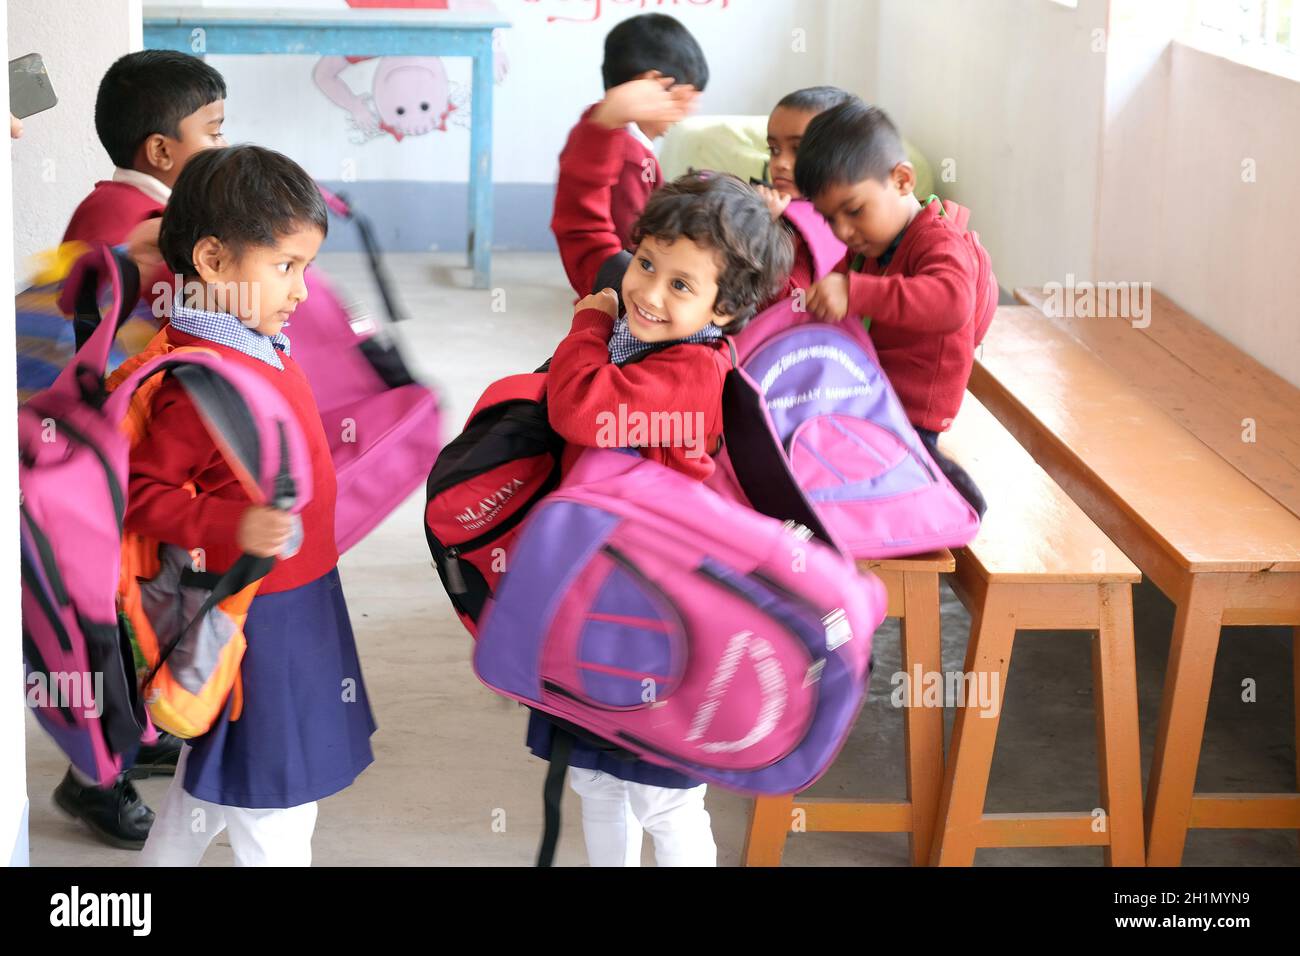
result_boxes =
[743,549,953,866]
[929,395,1145,866]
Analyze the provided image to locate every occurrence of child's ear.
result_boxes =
[140,133,174,176]
[191,236,227,283]
[892,161,917,197]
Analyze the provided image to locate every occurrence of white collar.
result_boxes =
[627,123,656,153]
[111,167,172,205]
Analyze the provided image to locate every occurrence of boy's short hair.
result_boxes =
[94,51,227,169]
[632,173,792,331]
[794,101,907,201]
[775,86,860,116]
[602,14,709,91]
[160,145,328,278]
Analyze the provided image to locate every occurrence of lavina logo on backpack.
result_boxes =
[455,476,526,531]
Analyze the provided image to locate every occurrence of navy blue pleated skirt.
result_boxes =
[526,710,701,790]
[183,569,376,809]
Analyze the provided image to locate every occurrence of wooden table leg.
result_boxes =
[1144,574,1228,866]
[930,590,1016,866]
[467,39,494,290]
[901,571,945,865]
[1093,584,1145,866]
[743,794,795,867]
[1294,625,1300,855]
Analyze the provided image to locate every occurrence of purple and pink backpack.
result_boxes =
[265,187,443,553]
[19,246,313,784]
[474,445,886,796]
[719,199,981,557]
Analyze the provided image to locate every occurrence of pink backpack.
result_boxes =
[286,187,443,553]
[473,446,887,795]
[722,200,981,557]
[19,246,313,785]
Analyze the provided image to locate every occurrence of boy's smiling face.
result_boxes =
[621,235,734,343]
[192,224,324,337]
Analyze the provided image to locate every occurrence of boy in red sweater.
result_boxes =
[51,50,227,851]
[797,102,996,515]
[63,51,227,254]
[550,13,708,299]
[535,173,792,866]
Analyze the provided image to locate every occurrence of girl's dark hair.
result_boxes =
[160,145,328,278]
[794,101,907,202]
[95,51,227,169]
[775,86,860,116]
[632,173,793,331]
[602,13,709,91]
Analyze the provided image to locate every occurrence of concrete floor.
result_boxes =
[24,251,1299,866]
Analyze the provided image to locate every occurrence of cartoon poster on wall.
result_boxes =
[312,0,510,143]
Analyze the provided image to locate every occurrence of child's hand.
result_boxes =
[807,273,850,322]
[575,288,620,319]
[125,217,163,276]
[236,506,294,558]
[754,183,792,222]
[591,75,698,131]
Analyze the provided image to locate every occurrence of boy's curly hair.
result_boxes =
[632,173,793,332]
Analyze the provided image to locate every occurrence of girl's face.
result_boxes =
[766,106,818,199]
[192,224,324,336]
[620,235,735,344]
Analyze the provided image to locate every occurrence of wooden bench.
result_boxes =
[929,394,1145,865]
[972,306,1300,866]
[743,549,954,866]
[1014,286,1300,521]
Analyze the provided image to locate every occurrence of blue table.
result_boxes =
[143,4,509,289]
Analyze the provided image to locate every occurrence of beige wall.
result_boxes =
[1097,29,1300,387]
[8,0,141,285]
[871,0,1111,292]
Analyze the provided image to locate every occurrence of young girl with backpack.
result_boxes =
[132,145,376,866]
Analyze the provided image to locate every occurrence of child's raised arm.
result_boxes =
[550,78,696,298]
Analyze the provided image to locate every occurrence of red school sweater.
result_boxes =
[63,180,171,295]
[551,105,662,298]
[547,309,732,483]
[838,199,998,432]
[125,327,340,593]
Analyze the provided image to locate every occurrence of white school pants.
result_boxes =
[139,746,317,867]
[568,767,717,867]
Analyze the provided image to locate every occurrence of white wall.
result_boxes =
[871,0,1110,291]
[201,0,855,186]
[1096,0,1300,387]
[8,0,142,283]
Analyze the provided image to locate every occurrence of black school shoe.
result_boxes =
[127,731,182,779]
[52,770,155,850]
